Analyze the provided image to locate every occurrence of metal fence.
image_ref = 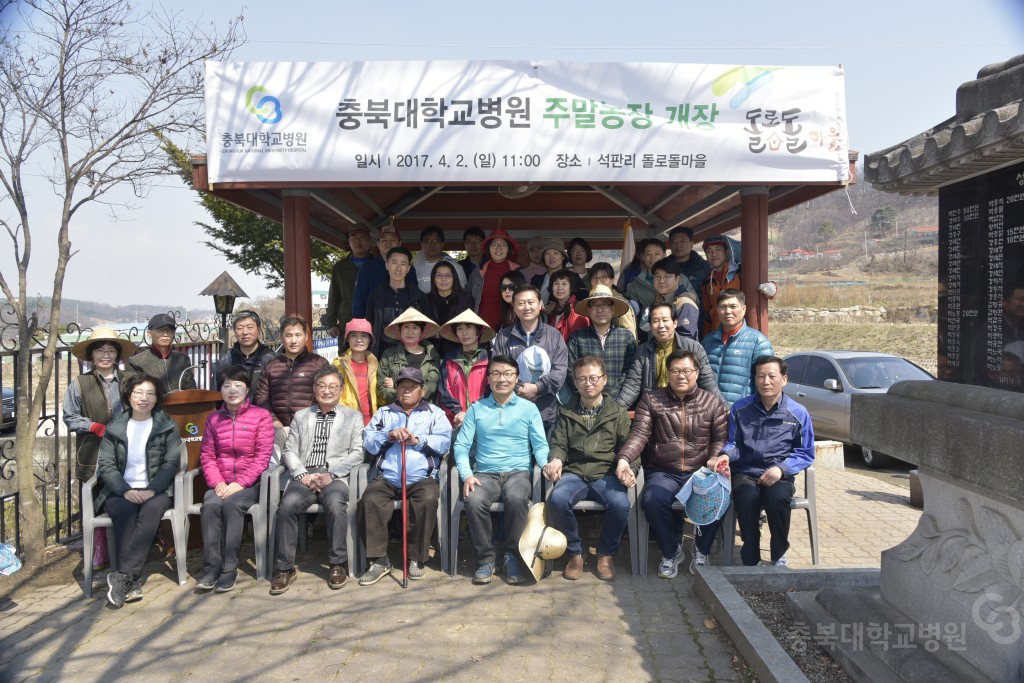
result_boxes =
[0,309,222,552]
[0,306,335,553]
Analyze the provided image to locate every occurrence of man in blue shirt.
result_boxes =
[707,356,815,567]
[454,354,549,585]
[359,367,452,585]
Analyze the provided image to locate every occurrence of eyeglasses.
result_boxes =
[92,348,119,356]
[434,272,454,279]
[574,375,606,385]
[315,383,342,392]
[668,368,698,377]
[499,284,517,292]
[131,390,157,399]
[488,370,517,380]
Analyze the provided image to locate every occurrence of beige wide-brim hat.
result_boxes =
[574,284,630,318]
[384,307,440,341]
[518,503,568,582]
[438,309,495,345]
[71,327,137,361]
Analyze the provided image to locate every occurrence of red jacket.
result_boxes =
[199,399,274,489]
[549,297,590,343]
[438,348,490,422]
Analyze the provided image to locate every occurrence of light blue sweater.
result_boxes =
[454,394,549,481]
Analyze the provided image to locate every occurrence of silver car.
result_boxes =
[782,351,934,468]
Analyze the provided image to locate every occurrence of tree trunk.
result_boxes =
[14,332,46,565]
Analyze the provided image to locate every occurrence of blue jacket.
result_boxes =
[363,400,452,487]
[722,392,815,478]
[453,394,549,482]
[702,323,774,405]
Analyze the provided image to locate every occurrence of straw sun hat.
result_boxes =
[384,308,440,341]
[71,327,137,362]
[518,503,568,582]
[438,309,495,345]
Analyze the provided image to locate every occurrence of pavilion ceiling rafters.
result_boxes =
[375,186,445,227]
[659,187,739,235]
[310,190,368,228]
[588,185,658,228]
[249,190,345,243]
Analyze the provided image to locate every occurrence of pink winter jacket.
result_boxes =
[199,400,274,489]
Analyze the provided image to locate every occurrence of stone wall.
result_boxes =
[769,305,937,324]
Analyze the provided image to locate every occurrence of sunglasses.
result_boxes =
[500,284,517,292]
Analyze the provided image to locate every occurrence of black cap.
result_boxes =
[396,367,425,385]
[147,313,176,330]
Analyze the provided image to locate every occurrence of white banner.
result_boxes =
[205,60,849,185]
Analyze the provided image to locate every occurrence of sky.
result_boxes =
[3,0,1024,314]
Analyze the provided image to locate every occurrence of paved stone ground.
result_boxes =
[0,467,920,682]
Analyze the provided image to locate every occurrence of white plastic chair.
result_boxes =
[352,461,448,575]
[541,466,644,576]
[82,443,189,597]
[722,465,819,566]
[265,463,360,578]
[180,464,269,580]
[444,464,542,577]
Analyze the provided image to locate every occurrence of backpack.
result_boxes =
[675,466,731,526]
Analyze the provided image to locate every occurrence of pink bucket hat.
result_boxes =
[344,318,373,341]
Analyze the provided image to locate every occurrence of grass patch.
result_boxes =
[770,322,937,376]
[770,283,935,310]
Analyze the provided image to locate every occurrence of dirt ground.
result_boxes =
[0,542,81,609]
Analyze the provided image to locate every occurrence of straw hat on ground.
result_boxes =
[438,309,495,345]
[384,308,440,341]
[518,503,568,582]
[574,284,630,318]
[71,327,137,362]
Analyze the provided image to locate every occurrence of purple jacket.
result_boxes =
[199,400,274,489]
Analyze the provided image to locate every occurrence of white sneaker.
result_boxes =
[658,544,685,579]
[690,548,709,575]
[772,555,789,567]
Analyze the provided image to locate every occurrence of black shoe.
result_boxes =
[124,578,143,603]
[195,573,218,592]
[214,571,237,593]
[106,571,129,608]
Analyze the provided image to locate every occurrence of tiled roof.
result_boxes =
[864,55,1024,195]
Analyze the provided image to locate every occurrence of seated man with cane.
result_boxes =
[359,367,452,586]
[270,366,365,595]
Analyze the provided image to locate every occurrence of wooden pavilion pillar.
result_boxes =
[281,190,314,351]
[739,186,769,334]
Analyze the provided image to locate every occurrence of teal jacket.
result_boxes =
[94,409,182,513]
[453,394,549,482]
[702,323,774,405]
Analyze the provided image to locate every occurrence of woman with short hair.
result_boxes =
[95,374,183,608]
[195,365,274,593]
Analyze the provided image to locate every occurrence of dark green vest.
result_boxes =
[74,371,119,481]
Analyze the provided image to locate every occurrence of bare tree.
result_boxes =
[0,0,243,564]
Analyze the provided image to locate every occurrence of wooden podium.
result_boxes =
[162,389,221,547]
